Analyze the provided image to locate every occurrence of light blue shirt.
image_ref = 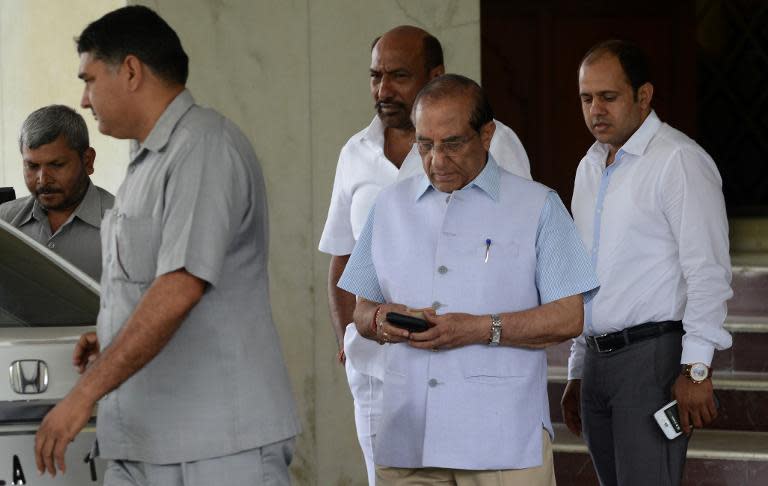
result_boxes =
[340,158,597,307]
[338,157,598,470]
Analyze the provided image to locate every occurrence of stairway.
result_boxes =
[547,253,768,485]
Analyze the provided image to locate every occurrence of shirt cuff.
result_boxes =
[318,235,355,256]
[567,337,586,380]
[568,358,584,380]
[680,334,716,366]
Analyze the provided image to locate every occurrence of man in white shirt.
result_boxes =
[561,40,732,486]
[319,26,530,485]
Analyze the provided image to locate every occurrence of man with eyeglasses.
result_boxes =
[338,74,599,486]
[318,26,530,484]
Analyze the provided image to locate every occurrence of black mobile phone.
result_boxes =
[386,312,430,333]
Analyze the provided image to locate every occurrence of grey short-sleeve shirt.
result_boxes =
[0,181,113,281]
[97,90,300,464]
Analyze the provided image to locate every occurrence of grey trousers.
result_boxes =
[103,437,295,486]
[581,331,688,486]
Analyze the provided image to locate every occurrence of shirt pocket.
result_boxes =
[457,236,519,269]
[113,214,162,284]
[449,236,523,301]
[458,346,530,385]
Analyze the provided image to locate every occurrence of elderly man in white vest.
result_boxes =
[338,74,600,486]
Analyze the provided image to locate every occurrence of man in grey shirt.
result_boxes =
[1,105,113,281]
[34,6,300,485]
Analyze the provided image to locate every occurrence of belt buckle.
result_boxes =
[593,333,614,353]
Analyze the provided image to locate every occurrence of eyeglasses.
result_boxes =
[414,132,477,156]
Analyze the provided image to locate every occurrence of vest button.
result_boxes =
[428,378,438,387]
[437,265,448,274]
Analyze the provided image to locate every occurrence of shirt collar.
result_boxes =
[359,115,386,151]
[28,199,44,225]
[414,154,501,202]
[69,181,103,228]
[29,180,103,229]
[585,110,662,168]
[131,89,195,160]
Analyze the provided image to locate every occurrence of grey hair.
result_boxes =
[18,105,89,157]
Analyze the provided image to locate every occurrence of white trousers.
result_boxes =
[344,325,386,486]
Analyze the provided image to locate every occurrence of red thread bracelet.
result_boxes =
[370,305,382,336]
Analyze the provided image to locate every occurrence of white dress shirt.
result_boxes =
[568,111,733,380]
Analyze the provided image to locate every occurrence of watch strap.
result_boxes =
[488,314,502,346]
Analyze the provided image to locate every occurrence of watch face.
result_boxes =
[690,363,709,381]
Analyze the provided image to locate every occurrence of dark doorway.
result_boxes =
[481,0,768,216]
[696,0,768,216]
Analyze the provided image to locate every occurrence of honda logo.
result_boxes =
[9,360,48,394]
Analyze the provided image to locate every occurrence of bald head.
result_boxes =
[372,26,444,72]
[369,26,445,130]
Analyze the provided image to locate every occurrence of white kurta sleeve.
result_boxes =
[319,150,356,256]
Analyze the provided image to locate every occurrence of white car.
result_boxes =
[0,219,105,484]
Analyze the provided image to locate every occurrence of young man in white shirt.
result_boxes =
[561,40,732,486]
[319,26,531,485]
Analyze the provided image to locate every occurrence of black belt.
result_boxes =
[585,320,683,354]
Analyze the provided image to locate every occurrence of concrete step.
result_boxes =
[547,367,768,432]
[546,314,768,373]
[730,256,768,316]
[713,315,768,373]
[730,219,768,255]
[552,423,768,486]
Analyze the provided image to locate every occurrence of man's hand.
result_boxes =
[561,379,582,436]
[73,332,100,374]
[328,255,354,366]
[35,270,205,477]
[34,390,95,477]
[374,303,411,344]
[407,310,485,350]
[671,374,717,435]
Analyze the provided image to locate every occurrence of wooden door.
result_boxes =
[481,0,697,207]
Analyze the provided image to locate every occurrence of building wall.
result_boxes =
[1,1,482,483]
[0,0,129,194]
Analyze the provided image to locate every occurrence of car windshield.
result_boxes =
[0,221,99,327]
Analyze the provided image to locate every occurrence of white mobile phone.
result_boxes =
[654,400,683,439]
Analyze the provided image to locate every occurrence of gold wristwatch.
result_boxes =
[682,363,710,383]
